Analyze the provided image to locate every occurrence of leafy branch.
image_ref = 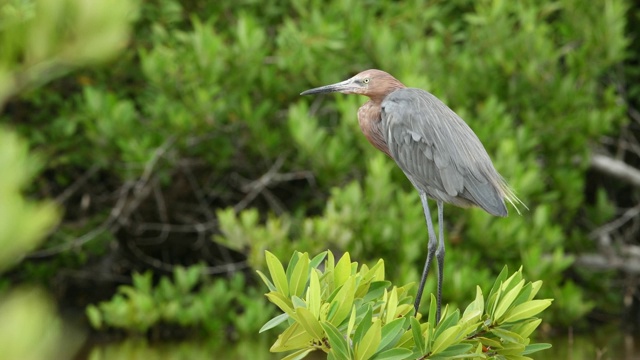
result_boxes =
[258,250,552,360]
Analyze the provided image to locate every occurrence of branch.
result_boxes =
[575,249,640,275]
[590,154,640,188]
[125,239,248,275]
[54,164,100,204]
[589,203,640,240]
[233,156,315,213]
[28,138,176,258]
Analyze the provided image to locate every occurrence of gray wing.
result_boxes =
[381,88,508,216]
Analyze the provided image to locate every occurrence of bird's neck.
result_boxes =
[368,80,406,102]
[357,101,391,157]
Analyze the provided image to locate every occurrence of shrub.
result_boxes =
[258,250,552,360]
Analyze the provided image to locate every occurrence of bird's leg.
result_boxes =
[435,200,445,324]
[414,192,438,318]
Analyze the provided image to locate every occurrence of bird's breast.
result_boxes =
[358,102,391,157]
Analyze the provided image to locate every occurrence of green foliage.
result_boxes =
[0,0,137,104]
[0,128,83,359]
[206,0,629,327]
[87,265,274,338]
[1,0,634,338]
[0,130,59,271]
[85,337,278,360]
[0,0,137,357]
[0,288,84,360]
[259,250,552,360]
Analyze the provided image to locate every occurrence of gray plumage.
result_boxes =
[381,88,509,217]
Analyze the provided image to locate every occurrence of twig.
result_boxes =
[133,219,219,234]
[575,252,640,275]
[126,239,248,275]
[54,164,100,204]
[28,138,176,258]
[628,105,640,126]
[589,203,640,240]
[590,154,640,188]
[27,181,134,258]
[181,161,215,220]
[234,156,314,212]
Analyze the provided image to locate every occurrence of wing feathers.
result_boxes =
[381,88,509,216]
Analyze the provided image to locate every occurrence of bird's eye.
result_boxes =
[363,78,370,84]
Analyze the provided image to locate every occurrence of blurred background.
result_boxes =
[1,0,640,358]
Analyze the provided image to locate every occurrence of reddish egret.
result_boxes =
[301,69,520,323]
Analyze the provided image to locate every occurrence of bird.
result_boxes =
[301,69,521,323]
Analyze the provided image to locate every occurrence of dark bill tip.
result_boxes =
[300,85,338,96]
[300,78,355,96]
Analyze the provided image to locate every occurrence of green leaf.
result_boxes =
[295,307,324,339]
[355,318,381,360]
[433,309,459,340]
[360,259,385,285]
[259,312,289,333]
[423,320,434,354]
[174,265,200,292]
[266,292,294,315]
[256,270,277,292]
[290,252,310,297]
[132,271,153,294]
[282,348,316,360]
[488,266,509,301]
[378,318,408,352]
[326,251,336,276]
[384,287,399,324]
[429,343,474,358]
[334,252,352,289]
[427,293,437,326]
[362,281,391,304]
[370,348,413,360]
[501,268,523,294]
[347,304,358,339]
[509,282,533,310]
[266,250,289,297]
[329,277,356,326]
[494,279,525,320]
[354,305,374,345]
[510,318,542,339]
[431,324,462,354]
[491,327,525,344]
[503,299,552,323]
[308,269,321,317]
[495,342,526,355]
[395,324,415,349]
[286,252,301,285]
[322,321,351,360]
[462,286,484,322]
[487,266,509,316]
[327,300,339,322]
[309,251,327,269]
[527,281,543,301]
[85,305,102,329]
[271,322,315,352]
[292,296,306,309]
[522,343,552,355]
[410,317,425,354]
[477,337,502,349]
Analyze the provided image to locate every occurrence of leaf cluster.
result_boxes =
[259,250,552,360]
[86,266,274,338]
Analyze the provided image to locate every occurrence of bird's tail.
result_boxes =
[499,180,528,215]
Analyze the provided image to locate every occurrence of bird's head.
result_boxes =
[301,69,405,101]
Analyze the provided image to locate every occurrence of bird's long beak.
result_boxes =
[300,77,358,95]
